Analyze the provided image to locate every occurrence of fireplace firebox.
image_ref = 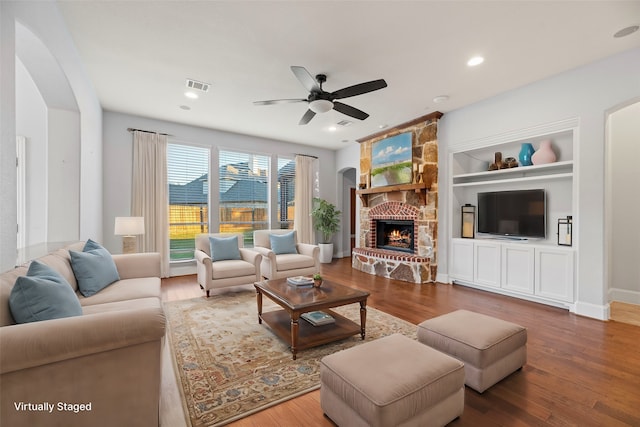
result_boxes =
[376,220,415,253]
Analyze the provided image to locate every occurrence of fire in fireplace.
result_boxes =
[376,220,414,253]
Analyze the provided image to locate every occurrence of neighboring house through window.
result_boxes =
[167,143,209,261]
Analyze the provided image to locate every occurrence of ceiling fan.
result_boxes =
[253,66,387,125]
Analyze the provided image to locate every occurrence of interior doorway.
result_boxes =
[606,99,640,324]
[339,167,357,258]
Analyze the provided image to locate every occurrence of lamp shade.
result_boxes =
[114,217,145,236]
[309,99,333,114]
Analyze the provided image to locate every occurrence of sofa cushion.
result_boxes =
[9,261,82,323]
[270,231,298,255]
[209,235,242,261]
[70,239,120,297]
[77,277,161,306]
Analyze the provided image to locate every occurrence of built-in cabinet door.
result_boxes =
[501,244,535,294]
[473,241,501,288]
[451,238,474,282]
[535,247,574,302]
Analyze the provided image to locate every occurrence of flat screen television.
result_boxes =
[477,189,546,239]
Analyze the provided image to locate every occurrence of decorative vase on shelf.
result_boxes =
[519,143,535,166]
[532,139,557,165]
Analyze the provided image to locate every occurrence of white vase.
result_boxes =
[532,140,557,165]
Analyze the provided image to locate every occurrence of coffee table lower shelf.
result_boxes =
[260,309,362,354]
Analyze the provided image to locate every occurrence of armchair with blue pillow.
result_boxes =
[252,230,320,280]
[194,233,262,297]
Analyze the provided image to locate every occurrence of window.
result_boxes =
[219,150,269,247]
[167,143,209,261]
[277,157,295,230]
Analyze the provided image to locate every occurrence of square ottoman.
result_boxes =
[320,333,465,427]
[417,310,527,393]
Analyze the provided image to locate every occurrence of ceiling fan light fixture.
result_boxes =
[309,99,334,114]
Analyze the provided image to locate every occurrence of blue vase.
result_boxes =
[519,143,535,166]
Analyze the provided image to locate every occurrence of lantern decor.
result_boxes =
[557,216,573,246]
[461,204,476,239]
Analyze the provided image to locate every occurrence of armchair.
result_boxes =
[194,233,262,297]
[252,230,320,280]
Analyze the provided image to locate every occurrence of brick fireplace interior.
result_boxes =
[352,112,441,284]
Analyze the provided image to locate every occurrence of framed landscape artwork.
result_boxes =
[370,132,413,187]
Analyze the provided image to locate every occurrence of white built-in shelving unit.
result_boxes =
[448,118,578,309]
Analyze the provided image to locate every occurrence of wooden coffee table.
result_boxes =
[254,278,370,360]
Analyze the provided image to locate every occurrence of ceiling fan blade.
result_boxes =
[253,99,307,106]
[298,109,316,125]
[291,66,320,93]
[331,79,387,100]
[332,101,369,120]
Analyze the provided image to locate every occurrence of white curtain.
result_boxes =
[293,155,316,244]
[131,131,170,277]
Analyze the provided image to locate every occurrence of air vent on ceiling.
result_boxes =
[185,78,211,93]
[337,120,353,127]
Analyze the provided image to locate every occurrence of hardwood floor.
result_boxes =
[161,258,640,427]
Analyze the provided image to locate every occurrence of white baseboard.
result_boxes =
[608,288,640,304]
[570,301,610,321]
[436,273,450,284]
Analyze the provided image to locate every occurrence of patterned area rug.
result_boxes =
[164,290,417,427]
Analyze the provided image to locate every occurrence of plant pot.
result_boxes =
[318,243,334,263]
[313,278,323,288]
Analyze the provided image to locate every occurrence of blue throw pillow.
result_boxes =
[9,260,82,324]
[270,231,298,255]
[70,239,120,297]
[209,236,242,261]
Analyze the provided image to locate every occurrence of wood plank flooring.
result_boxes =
[161,258,640,427]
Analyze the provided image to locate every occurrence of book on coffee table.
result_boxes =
[301,311,335,326]
[286,276,314,287]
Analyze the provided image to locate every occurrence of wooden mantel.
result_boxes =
[356,182,428,207]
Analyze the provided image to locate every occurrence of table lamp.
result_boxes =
[114,217,145,253]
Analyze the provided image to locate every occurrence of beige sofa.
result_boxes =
[0,242,166,427]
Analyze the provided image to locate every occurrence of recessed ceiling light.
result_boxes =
[328,126,337,132]
[179,105,191,110]
[378,124,388,129]
[467,56,484,67]
[433,95,450,104]
[341,139,350,143]
[614,25,639,38]
[184,92,198,99]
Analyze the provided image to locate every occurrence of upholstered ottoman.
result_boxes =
[320,333,465,427]
[417,310,527,393]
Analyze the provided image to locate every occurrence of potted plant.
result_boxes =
[311,197,341,263]
[313,273,323,288]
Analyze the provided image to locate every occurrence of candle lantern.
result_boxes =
[557,216,573,246]
[461,204,476,239]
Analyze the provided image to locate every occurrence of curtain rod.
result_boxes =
[127,128,172,136]
[294,153,318,159]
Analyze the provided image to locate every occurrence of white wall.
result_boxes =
[48,108,80,242]
[0,6,17,272]
[440,48,640,319]
[102,111,338,259]
[608,101,640,304]
[336,142,360,257]
[0,1,103,271]
[15,58,48,246]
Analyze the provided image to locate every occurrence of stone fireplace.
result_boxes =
[352,112,441,284]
